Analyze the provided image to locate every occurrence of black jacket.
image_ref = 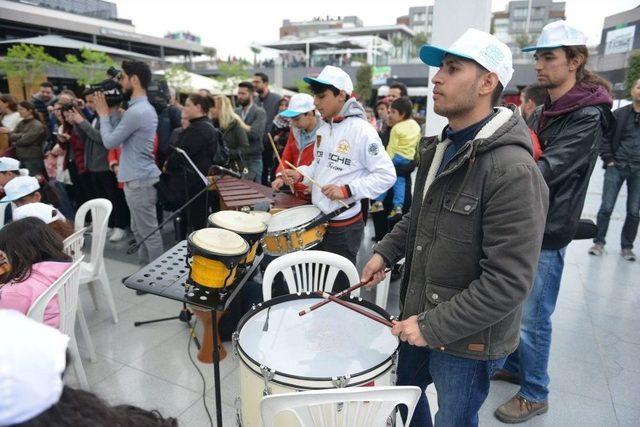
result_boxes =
[531,102,613,249]
[600,104,631,165]
[165,117,219,200]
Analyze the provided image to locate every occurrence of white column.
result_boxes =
[424,0,492,136]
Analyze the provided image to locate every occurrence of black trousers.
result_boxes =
[90,171,130,229]
[67,162,94,210]
[318,219,365,292]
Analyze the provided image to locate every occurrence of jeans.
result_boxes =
[396,342,506,427]
[243,158,263,183]
[123,178,164,264]
[594,165,640,249]
[503,247,566,402]
[376,154,413,207]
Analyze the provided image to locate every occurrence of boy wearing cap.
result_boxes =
[272,93,322,201]
[283,66,396,291]
[493,21,613,423]
[361,29,548,426]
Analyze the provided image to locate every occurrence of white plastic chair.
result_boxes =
[63,227,96,362]
[260,386,422,427]
[74,199,118,323]
[262,250,361,302]
[375,258,405,310]
[27,257,89,389]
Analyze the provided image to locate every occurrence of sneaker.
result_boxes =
[388,206,403,219]
[369,201,384,213]
[588,243,604,256]
[109,227,127,242]
[495,395,549,424]
[621,248,637,261]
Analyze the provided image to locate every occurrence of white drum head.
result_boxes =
[209,210,266,234]
[238,297,398,379]
[191,228,248,255]
[249,211,271,226]
[267,205,321,233]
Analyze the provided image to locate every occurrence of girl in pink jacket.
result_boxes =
[0,217,72,329]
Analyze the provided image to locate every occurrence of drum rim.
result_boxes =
[187,230,249,258]
[208,222,266,243]
[208,211,268,234]
[267,205,322,232]
[236,293,398,383]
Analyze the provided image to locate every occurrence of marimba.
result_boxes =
[212,176,306,211]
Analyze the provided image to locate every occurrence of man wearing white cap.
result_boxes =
[272,93,322,201]
[493,20,613,423]
[283,65,396,291]
[361,29,548,426]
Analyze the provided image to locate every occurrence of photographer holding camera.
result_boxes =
[94,60,163,264]
[65,89,130,242]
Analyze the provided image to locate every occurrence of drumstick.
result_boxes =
[299,267,391,316]
[268,133,295,195]
[284,160,349,208]
[314,291,393,328]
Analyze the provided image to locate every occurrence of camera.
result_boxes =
[86,78,123,107]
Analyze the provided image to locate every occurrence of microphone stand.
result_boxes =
[131,147,216,347]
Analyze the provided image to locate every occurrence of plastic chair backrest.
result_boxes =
[260,386,422,427]
[262,250,360,302]
[63,227,87,261]
[74,199,112,276]
[27,257,84,337]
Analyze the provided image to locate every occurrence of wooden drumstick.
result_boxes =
[314,291,393,327]
[284,160,349,208]
[299,267,391,316]
[268,133,295,195]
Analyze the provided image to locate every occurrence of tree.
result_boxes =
[62,48,117,87]
[203,46,217,61]
[412,32,429,56]
[250,45,262,67]
[0,44,58,99]
[515,33,531,49]
[215,61,250,93]
[624,52,640,98]
[164,64,191,94]
[354,64,373,104]
[294,79,312,94]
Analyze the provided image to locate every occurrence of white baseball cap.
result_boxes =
[279,93,315,118]
[13,202,66,224]
[0,175,40,202]
[522,20,587,52]
[419,28,514,88]
[0,309,69,425]
[0,157,21,172]
[303,65,354,95]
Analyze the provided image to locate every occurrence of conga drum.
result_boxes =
[208,210,267,268]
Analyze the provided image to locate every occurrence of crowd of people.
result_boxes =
[1,17,638,427]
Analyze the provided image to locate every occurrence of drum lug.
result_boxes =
[331,375,351,388]
[260,365,275,396]
[232,331,239,359]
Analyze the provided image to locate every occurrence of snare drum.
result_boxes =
[187,228,249,289]
[233,293,398,427]
[208,211,267,265]
[262,205,326,256]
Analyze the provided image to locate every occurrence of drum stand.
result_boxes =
[124,241,262,427]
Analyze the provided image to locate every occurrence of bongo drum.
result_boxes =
[187,228,249,289]
[248,210,271,227]
[208,211,267,266]
[262,205,326,256]
[233,293,398,427]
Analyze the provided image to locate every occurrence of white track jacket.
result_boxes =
[297,98,396,221]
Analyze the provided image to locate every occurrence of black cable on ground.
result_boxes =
[187,319,214,427]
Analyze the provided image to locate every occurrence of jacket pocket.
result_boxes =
[437,191,479,243]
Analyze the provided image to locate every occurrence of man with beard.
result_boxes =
[94,60,163,265]
[361,29,549,426]
[252,72,282,185]
[494,21,613,423]
[235,82,266,183]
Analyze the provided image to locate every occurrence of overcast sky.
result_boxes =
[112,0,638,59]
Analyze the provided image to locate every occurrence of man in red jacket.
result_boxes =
[271,93,322,202]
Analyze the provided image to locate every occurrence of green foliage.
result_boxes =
[203,46,217,60]
[412,32,429,56]
[164,63,190,92]
[624,52,640,98]
[515,33,531,49]
[215,61,250,93]
[294,79,312,94]
[0,43,58,88]
[354,64,373,104]
[62,48,117,86]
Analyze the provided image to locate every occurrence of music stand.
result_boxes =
[124,240,262,427]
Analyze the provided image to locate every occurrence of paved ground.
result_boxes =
[64,161,639,426]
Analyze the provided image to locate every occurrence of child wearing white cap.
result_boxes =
[282,65,396,291]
